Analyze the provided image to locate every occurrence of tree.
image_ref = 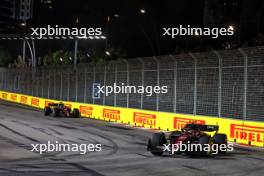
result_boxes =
[43,50,73,66]
[14,55,27,68]
[0,47,12,67]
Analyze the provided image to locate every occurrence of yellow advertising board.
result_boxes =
[0,90,263,147]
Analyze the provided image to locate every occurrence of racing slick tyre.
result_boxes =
[198,136,211,156]
[213,134,227,154]
[148,132,167,156]
[44,107,51,116]
[51,108,58,117]
[72,109,80,118]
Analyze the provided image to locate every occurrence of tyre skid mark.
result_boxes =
[0,123,39,143]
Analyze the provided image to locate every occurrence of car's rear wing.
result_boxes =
[185,124,219,132]
[48,103,58,106]
[203,125,219,132]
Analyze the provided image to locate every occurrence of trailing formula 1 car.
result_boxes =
[44,102,80,118]
[147,124,228,156]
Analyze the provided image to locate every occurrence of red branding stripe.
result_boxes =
[133,112,156,119]
[231,124,264,131]
[103,109,120,114]
[231,127,264,134]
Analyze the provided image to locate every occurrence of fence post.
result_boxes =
[5,71,7,90]
[6,71,9,91]
[0,71,2,90]
[30,70,33,96]
[92,65,96,104]
[22,40,26,62]
[67,71,70,101]
[47,70,50,99]
[83,67,87,103]
[41,69,44,98]
[36,71,39,96]
[103,65,107,105]
[213,50,222,118]
[137,58,144,109]
[169,55,177,113]
[5,71,7,91]
[60,69,63,100]
[75,69,78,102]
[123,59,129,108]
[238,48,248,120]
[12,71,15,91]
[54,69,56,99]
[18,72,21,93]
[189,53,197,116]
[114,63,117,107]
[153,56,160,111]
[74,39,78,68]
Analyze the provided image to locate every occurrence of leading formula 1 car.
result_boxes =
[147,124,227,156]
[44,102,80,118]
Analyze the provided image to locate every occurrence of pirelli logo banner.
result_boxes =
[10,94,17,101]
[80,106,93,117]
[103,109,120,121]
[230,124,264,143]
[31,98,40,107]
[174,117,206,130]
[133,112,156,127]
[1,93,8,99]
[20,96,28,104]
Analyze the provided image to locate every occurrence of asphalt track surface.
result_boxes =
[0,100,264,176]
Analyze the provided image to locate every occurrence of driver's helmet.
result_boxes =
[183,126,192,133]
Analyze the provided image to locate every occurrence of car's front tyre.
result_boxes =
[72,109,80,118]
[44,107,51,116]
[148,132,167,156]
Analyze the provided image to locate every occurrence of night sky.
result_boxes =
[2,0,264,58]
[31,0,204,57]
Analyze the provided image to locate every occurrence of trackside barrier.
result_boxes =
[0,90,264,148]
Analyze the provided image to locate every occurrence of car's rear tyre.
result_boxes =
[44,107,51,116]
[149,132,167,156]
[213,134,227,154]
[198,136,211,156]
[51,108,58,117]
[72,109,80,118]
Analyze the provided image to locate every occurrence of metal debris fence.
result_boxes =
[1,46,264,121]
